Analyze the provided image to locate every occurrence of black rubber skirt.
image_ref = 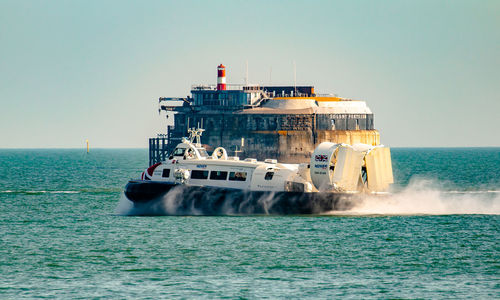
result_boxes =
[124,180,356,215]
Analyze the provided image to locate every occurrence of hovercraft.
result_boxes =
[124,128,393,215]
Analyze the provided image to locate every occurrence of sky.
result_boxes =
[0,0,499,148]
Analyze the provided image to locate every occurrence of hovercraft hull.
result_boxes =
[124,180,356,215]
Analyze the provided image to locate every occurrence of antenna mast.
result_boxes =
[293,61,297,95]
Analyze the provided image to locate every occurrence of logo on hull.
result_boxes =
[315,154,328,162]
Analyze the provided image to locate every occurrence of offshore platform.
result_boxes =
[149,64,380,165]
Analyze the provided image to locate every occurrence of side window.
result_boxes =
[191,170,209,179]
[229,172,247,181]
[172,148,185,157]
[162,169,170,178]
[210,171,228,180]
[264,172,274,180]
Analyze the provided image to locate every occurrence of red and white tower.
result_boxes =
[217,64,226,91]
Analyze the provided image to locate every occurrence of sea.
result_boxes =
[0,148,498,299]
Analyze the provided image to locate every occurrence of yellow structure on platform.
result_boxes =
[272,96,348,102]
[317,130,380,146]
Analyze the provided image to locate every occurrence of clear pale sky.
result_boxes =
[1,0,498,148]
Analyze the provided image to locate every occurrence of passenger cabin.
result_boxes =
[147,136,304,192]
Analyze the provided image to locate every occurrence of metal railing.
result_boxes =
[149,126,181,165]
[191,84,259,91]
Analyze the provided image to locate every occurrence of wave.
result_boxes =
[443,190,500,194]
[0,190,80,195]
[0,188,121,195]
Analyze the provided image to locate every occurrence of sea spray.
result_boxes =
[333,178,500,215]
[114,193,135,215]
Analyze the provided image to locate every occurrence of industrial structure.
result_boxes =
[149,64,381,165]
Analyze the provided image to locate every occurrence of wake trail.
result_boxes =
[328,179,500,216]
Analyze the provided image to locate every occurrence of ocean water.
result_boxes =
[0,148,499,298]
